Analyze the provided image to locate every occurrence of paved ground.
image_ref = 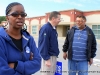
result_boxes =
[32,36,100,75]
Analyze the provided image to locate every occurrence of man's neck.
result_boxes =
[76,25,86,30]
[49,21,55,27]
[79,26,86,30]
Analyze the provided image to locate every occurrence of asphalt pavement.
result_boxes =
[33,36,100,75]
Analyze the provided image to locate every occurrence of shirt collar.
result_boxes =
[53,26,56,29]
[48,22,56,29]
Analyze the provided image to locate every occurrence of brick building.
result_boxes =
[1,9,100,39]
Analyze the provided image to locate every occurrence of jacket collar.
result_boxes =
[47,22,56,30]
[0,27,31,49]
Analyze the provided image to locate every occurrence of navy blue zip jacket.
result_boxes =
[0,27,41,75]
[38,22,59,60]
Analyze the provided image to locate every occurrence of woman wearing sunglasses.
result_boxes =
[0,2,41,75]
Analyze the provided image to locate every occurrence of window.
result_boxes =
[32,26,37,34]
[98,30,100,33]
[98,35,100,39]
[92,25,100,39]
[93,30,97,34]
[92,25,97,29]
[98,25,100,29]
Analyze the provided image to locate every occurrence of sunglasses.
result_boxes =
[8,12,27,17]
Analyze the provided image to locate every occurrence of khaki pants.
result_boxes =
[41,56,57,75]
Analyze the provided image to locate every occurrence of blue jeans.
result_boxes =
[68,60,88,75]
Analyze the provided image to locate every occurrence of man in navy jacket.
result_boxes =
[38,11,61,75]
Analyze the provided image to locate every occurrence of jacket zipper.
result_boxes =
[11,41,24,61]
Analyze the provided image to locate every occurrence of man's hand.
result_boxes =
[88,58,93,65]
[8,63,15,69]
[63,52,67,60]
[45,59,51,67]
[30,52,33,60]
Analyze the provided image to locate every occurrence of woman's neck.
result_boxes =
[6,27,22,39]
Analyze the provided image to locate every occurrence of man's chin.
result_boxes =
[76,26,81,28]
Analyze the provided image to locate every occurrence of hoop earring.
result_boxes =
[3,21,8,28]
[22,23,27,31]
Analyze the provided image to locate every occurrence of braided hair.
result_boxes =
[5,2,22,15]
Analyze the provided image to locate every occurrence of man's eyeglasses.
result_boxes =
[76,20,85,23]
[8,12,27,17]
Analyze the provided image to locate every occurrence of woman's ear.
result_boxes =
[6,16,9,21]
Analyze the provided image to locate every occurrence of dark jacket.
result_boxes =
[38,22,59,60]
[62,26,97,61]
